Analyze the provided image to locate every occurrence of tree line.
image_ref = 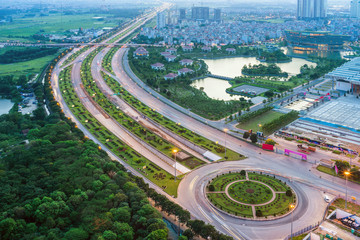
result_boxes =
[0,47,59,64]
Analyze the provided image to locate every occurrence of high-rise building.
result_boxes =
[179,8,186,20]
[351,0,360,18]
[191,7,209,21]
[297,0,327,19]
[214,8,221,21]
[157,12,166,29]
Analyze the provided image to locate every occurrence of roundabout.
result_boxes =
[206,171,296,219]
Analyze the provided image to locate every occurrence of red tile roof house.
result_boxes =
[133,47,149,58]
[151,63,165,70]
[202,46,212,52]
[164,73,178,80]
[166,47,177,54]
[182,45,193,52]
[164,55,177,62]
[178,68,194,76]
[179,59,193,66]
[225,47,236,54]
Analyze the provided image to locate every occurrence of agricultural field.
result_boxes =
[0,13,120,42]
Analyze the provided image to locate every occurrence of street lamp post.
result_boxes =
[289,204,295,240]
[173,149,178,182]
[344,171,350,209]
[224,128,228,158]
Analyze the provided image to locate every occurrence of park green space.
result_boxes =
[0,14,119,42]
[228,181,273,204]
[80,47,206,170]
[101,71,243,161]
[332,198,360,215]
[58,65,180,196]
[128,47,252,120]
[236,110,284,133]
[316,165,360,185]
[0,51,60,77]
[207,171,295,218]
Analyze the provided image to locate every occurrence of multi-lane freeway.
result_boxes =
[49,5,360,240]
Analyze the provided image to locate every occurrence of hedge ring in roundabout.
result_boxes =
[206,171,296,220]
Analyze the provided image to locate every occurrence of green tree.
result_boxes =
[102,230,117,240]
[64,228,89,240]
[250,134,257,143]
[145,229,168,240]
[243,131,250,139]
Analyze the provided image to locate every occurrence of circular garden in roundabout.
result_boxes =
[206,170,296,219]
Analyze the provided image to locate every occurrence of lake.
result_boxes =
[0,99,14,115]
[203,56,316,78]
[191,56,316,101]
[191,77,250,101]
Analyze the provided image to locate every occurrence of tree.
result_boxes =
[250,133,258,143]
[286,190,293,197]
[0,218,16,239]
[102,230,117,240]
[178,236,188,240]
[240,170,246,176]
[64,228,88,240]
[243,131,250,139]
[256,210,263,217]
[145,229,168,240]
[265,139,276,146]
[208,185,215,192]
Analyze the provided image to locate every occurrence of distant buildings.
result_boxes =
[157,12,166,29]
[285,30,351,51]
[214,8,221,22]
[297,0,327,19]
[191,7,209,21]
[350,0,360,18]
[179,8,186,21]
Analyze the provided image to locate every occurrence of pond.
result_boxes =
[0,99,14,115]
[203,56,316,78]
[191,77,250,101]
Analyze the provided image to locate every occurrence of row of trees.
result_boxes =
[262,111,298,133]
[0,47,59,64]
[242,63,288,77]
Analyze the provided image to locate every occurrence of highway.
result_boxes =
[110,47,360,239]
[48,4,360,239]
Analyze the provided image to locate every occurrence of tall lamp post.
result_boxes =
[289,203,295,240]
[344,171,350,209]
[173,149,178,182]
[224,128,228,158]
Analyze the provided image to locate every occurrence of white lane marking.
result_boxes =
[198,206,212,223]
[211,213,243,240]
[189,175,199,191]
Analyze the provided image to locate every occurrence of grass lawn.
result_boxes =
[0,14,119,42]
[316,165,360,185]
[332,198,360,215]
[0,53,59,77]
[236,110,284,133]
[207,171,295,218]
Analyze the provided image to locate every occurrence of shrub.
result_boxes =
[265,139,276,146]
[256,210,263,217]
[243,131,250,139]
[240,170,246,176]
[208,185,215,192]
[286,190,293,197]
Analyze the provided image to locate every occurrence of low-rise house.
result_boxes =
[178,68,194,75]
[164,55,177,62]
[225,47,236,54]
[202,46,212,52]
[164,73,178,80]
[133,47,149,58]
[151,63,165,70]
[182,45,193,52]
[160,51,171,56]
[166,47,177,54]
[179,59,193,66]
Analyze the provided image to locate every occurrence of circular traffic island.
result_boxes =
[206,171,296,220]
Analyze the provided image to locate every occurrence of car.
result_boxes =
[324,195,330,203]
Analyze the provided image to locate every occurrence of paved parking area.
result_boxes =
[306,96,360,130]
[233,84,269,96]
